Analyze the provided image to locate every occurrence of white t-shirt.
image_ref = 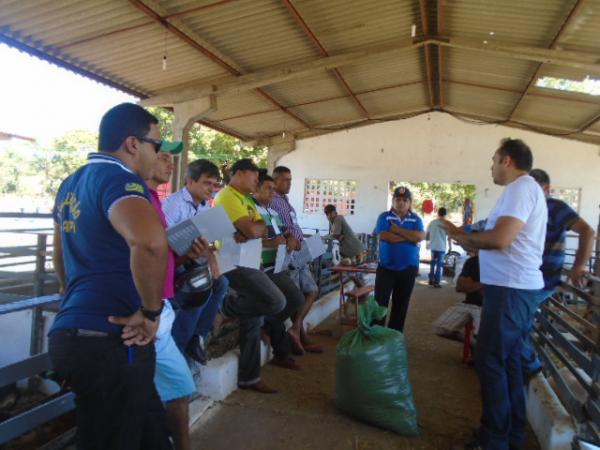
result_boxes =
[479,175,547,289]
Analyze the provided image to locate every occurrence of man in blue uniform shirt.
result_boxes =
[49,103,172,450]
[373,186,426,332]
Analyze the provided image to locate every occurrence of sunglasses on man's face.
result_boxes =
[136,136,163,153]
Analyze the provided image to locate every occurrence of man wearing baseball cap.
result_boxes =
[147,141,216,450]
[214,158,303,393]
[373,186,425,332]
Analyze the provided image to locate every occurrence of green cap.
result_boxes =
[161,141,183,154]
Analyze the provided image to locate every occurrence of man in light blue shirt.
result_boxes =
[426,207,450,288]
[162,164,213,226]
[162,159,229,365]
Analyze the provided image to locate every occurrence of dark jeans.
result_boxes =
[428,250,445,284]
[171,275,229,352]
[48,329,172,450]
[374,264,418,332]
[476,285,547,450]
[223,267,303,385]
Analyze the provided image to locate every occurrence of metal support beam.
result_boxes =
[443,107,600,146]
[434,37,600,74]
[437,0,445,109]
[507,0,588,120]
[141,36,600,107]
[141,40,424,106]
[419,0,435,108]
[129,0,311,129]
[282,0,369,118]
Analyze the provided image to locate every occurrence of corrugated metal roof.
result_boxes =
[1,0,599,144]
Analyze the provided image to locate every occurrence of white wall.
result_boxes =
[279,112,600,235]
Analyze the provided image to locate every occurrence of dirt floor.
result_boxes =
[190,275,541,450]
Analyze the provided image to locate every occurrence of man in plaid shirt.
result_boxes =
[270,166,324,354]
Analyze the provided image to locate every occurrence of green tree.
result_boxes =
[34,129,97,197]
[0,147,28,194]
[147,107,267,168]
[389,181,477,217]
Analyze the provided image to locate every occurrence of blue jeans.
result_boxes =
[428,250,445,284]
[171,275,229,353]
[520,288,555,374]
[476,285,547,450]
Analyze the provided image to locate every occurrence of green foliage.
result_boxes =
[536,76,600,96]
[389,181,476,215]
[33,130,97,197]
[147,107,268,168]
[0,148,27,194]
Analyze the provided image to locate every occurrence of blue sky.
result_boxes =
[0,43,137,144]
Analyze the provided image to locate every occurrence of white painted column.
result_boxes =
[170,95,217,191]
[266,135,296,172]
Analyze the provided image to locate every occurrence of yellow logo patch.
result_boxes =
[125,183,145,194]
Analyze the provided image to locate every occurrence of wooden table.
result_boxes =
[331,263,377,325]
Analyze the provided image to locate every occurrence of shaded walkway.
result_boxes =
[190,277,540,449]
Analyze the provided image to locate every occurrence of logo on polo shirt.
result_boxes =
[59,192,81,233]
[125,182,145,194]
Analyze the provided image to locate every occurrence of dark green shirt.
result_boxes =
[330,215,364,258]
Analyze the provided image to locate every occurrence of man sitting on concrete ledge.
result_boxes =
[252,170,307,352]
[162,159,229,366]
[271,165,324,355]
[214,159,304,394]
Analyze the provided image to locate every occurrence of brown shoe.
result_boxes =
[270,357,302,371]
[238,380,278,394]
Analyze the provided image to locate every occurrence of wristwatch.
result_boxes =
[141,303,164,322]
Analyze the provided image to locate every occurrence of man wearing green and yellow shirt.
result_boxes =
[214,159,303,394]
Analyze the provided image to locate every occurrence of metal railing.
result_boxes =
[0,294,72,446]
[532,278,600,443]
[531,209,600,446]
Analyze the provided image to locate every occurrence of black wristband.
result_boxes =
[141,303,164,322]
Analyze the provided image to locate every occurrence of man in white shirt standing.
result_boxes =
[445,138,547,450]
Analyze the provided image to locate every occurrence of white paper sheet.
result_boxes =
[215,236,239,274]
[239,239,262,270]
[189,205,235,242]
[167,205,235,256]
[304,233,326,259]
[215,236,262,272]
[274,244,292,274]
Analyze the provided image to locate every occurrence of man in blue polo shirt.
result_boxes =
[521,169,595,378]
[49,103,172,450]
[373,186,425,332]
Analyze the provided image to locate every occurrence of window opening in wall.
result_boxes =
[303,179,357,215]
[388,181,477,223]
[550,187,581,213]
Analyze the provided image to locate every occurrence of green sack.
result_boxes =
[335,296,419,436]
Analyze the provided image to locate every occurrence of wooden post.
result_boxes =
[30,234,47,355]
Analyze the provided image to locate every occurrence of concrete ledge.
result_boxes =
[527,373,576,450]
[188,395,214,426]
[194,287,340,402]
